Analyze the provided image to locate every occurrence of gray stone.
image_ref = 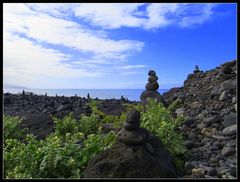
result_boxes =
[175,108,185,116]
[222,124,236,136]
[191,101,201,109]
[219,91,227,101]
[197,122,207,130]
[234,103,237,112]
[221,147,235,157]
[219,79,236,92]
[203,116,221,124]
[232,97,236,104]
[223,113,236,127]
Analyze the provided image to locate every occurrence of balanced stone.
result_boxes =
[148,70,156,76]
[140,90,164,105]
[126,109,140,124]
[118,128,149,145]
[145,81,159,91]
[123,122,139,130]
[148,76,158,82]
[140,70,165,106]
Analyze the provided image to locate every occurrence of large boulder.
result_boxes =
[83,136,177,178]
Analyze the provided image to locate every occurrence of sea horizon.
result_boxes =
[3,88,170,101]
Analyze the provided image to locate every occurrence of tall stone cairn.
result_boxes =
[117,109,149,145]
[140,70,165,106]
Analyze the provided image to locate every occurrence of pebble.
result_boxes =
[221,147,235,157]
[219,90,227,101]
[207,168,217,176]
[222,124,236,136]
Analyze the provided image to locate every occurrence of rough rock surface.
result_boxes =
[162,60,237,179]
[3,93,135,139]
[83,109,177,178]
[83,137,177,178]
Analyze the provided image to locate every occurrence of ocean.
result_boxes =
[3,89,169,101]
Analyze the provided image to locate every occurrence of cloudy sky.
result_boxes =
[3,3,237,89]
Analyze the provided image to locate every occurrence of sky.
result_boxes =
[3,3,237,89]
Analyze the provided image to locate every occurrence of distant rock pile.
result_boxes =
[162,60,237,179]
[140,70,165,106]
[83,109,177,178]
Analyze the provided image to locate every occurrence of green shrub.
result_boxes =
[168,98,182,113]
[141,99,186,157]
[4,115,116,179]
[78,114,100,136]
[3,115,27,141]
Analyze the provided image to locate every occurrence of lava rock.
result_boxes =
[148,70,156,76]
[145,81,159,91]
[83,138,177,178]
[117,128,149,145]
[148,76,158,82]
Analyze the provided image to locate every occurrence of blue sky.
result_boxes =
[3,3,237,89]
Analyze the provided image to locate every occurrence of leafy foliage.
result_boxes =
[168,98,182,113]
[4,115,116,179]
[140,99,186,157]
[3,115,27,141]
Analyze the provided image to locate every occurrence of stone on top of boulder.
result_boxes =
[140,70,165,106]
[83,109,177,178]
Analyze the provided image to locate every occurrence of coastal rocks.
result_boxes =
[56,103,73,112]
[163,60,237,179]
[83,109,177,178]
[140,70,165,106]
[98,101,126,116]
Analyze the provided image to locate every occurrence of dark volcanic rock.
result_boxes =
[21,113,54,140]
[145,81,159,91]
[162,60,237,179]
[83,138,176,178]
[98,101,126,116]
[140,90,165,106]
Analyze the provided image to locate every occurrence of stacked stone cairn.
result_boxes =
[193,65,200,73]
[140,70,164,106]
[118,109,149,144]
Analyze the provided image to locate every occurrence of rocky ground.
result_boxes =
[3,59,237,179]
[3,93,135,139]
[163,60,237,179]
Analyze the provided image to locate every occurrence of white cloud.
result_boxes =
[120,65,146,70]
[3,3,146,88]
[73,3,216,29]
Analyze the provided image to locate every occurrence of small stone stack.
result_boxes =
[140,70,165,106]
[117,109,149,145]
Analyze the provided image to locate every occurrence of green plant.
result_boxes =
[141,99,186,157]
[3,115,27,141]
[168,98,182,113]
[78,114,100,136]
[4,115,116,179]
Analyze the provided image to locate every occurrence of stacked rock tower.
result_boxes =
[140,70,165,106]
[117,109,149,145]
